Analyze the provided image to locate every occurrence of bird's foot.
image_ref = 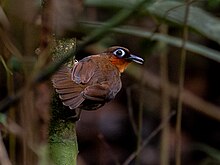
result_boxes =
[66,108,82,122]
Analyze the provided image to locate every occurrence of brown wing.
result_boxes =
[52,55,121,110]
[52,66,85,110]
[71,57,108,102]
[71,57,97,84]
[72,56,122,103]
[52,56,99,109]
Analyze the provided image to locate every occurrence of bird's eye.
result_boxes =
[113,49,126,57]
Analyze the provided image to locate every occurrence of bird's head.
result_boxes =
[104,46,144,72]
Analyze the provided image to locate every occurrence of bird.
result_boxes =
[52,46,144,119]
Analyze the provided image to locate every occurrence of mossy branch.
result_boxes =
[49,93,78,165]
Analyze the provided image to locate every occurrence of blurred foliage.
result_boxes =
[84,0,220,46]
[0,113,7,125]
[193,143,220,163]
[148,1,220,44]
[8,56,22,72]
[207,0,220,9]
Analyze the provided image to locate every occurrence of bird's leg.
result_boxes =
[67,108,82,122]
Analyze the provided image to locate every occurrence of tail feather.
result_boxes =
[53,80,75,88]
[52,66,85,109]
[55,88,72,94]
[52,77,67,83]
[59,92,81,100]
[63,95,85,110]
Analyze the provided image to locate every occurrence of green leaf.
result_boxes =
[148,1,220,44]
[81,22,220,63]
[0,113,7,125]
[85,0,220,44]
[85,0,131,8]
[193,143,220,162]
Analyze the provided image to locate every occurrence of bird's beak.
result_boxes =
[126,54,144,64]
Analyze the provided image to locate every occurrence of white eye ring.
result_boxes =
[113,49,126,57]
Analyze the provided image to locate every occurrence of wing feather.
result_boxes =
[52,66,85,109]
[72,57,97,84]
[63,95,84,110]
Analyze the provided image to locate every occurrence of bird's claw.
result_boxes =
[66,108,82,122]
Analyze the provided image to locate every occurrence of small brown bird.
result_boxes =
[52,46,143,118]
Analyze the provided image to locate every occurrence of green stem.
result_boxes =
[159,25,170,165]
[175,1,190,165]
[49,94,78,165]
[49,121,78,165]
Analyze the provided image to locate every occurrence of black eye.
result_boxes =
[113,49,126,57]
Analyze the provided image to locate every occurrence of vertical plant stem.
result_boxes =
[126,87,138,136]
[34,0,53,72]
[135,55,147,164]
[0,133,12,165]
[49,38,78,165]
[0,55,13,164]
[123,111,176,165]
[176,1,190,165]
[159,24,170,165]
[49,94,78,165]
[0,54,15,163]
[7,73,16,164]
[136,97,143,165]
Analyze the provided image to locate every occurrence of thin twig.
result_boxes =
[0,133,12,165]
[98,134,120,165]
[176,1,190,165]
[0,55,13,75]
[159,25,170,165]
[123,111,176,165]
[126,86,138,136]
[135,76,145,165]
[126,65,220,122]
[0,28,24,61]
